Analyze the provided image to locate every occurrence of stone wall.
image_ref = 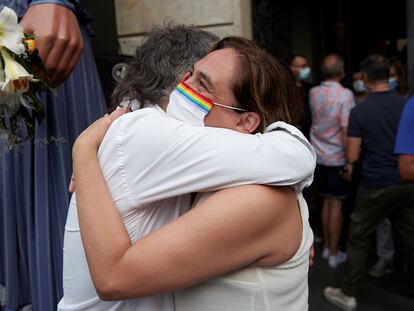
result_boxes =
[114,0,252,55]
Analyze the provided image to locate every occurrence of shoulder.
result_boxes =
[310,85,322,94]
[406,96,414,108]
[213,185,296,216]
[389,91,407,103]
[99,107,193,163]
[400,96,414,125]
[353,99,370,113]
[196,186,298,244]
[112,107,192,142]
[340,87,354,98]
[403,96,414,115]
[348,104,363,125]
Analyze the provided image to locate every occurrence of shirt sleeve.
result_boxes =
[347,107,362,138]
[340,90,356,128]
[108,109,316,206]
[29,0,79,12]
[395,98,414,155]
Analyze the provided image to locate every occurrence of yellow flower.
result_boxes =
[0,6,25,55]
[0,48,35,94]
[25,38,36,54]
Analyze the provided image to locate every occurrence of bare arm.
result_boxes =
[347,137,361,164]
[341,127,348,148]
[343,136,362,182]
[72,108,315,204]
[398,154,414,182]
[73,138,301,300]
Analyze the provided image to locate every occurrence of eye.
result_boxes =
[199,80,208,91]
[181,71,192,82]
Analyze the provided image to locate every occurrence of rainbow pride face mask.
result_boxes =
[167,81,247,126]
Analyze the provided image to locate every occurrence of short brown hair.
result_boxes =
[321,54,344,79]
[209,36,302,132]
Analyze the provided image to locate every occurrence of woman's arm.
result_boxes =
[94,109,315,207]
[398,154,414,182]
[74,139,301,300]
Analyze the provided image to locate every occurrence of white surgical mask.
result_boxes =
[167,82,211,126]
[352,79,367,93]
[299,67,311,81]
[167,81,247,126]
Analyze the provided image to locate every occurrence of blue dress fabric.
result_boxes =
[0,1,106,310]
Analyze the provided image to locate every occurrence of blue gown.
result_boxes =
[0,1,106,310]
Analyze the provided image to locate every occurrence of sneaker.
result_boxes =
[328,251,347,268]
[322,247,330,259]
[369,260,393,278]
[323,287,357,311]
[0,284,5,307]
[314,232,323,243]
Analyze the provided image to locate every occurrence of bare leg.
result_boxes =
[322,197,330,250]
[328,198,343,256]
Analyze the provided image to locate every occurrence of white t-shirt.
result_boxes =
[58,105,316,311]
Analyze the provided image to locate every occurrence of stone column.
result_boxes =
[114,0,252,55]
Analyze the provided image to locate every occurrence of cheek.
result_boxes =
[203,110,221,127]
[204,109,237,129]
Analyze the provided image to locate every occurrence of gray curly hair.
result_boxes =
[110,24,218,109]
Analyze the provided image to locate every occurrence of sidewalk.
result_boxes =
[309,243,414,311]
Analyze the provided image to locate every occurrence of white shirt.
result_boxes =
[58,105,316,311]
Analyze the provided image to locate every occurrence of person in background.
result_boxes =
[309,54,355,268]
[324,54,414,311]
[369,55,409,279]
[0,1,105,310]
[395,95,414,182]
[287,53,313,140]
[352,71,368,104]
[389,56,408,97]
[287,53,321,245]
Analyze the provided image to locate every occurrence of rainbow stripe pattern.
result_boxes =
[176,81,214,113]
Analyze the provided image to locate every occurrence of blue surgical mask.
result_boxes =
[299,67,311,81]
[388,78,398,90]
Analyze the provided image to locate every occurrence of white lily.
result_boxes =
[0,6,25,55]
[0,47,35,95]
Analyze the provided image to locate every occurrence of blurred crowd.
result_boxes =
[287,52,414,310]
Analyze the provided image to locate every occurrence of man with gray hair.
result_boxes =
[59,24,219,311]
[111,24,219,111]
[309,54,355,268]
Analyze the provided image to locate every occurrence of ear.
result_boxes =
[361,72,368,84]
[361,72,373,91]
[235,112,261,133]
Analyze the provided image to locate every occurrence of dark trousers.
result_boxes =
[341,184,414,296]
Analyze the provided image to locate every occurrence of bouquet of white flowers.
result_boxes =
[0,6,50,151]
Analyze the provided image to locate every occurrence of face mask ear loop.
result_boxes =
[213,102,248,112]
